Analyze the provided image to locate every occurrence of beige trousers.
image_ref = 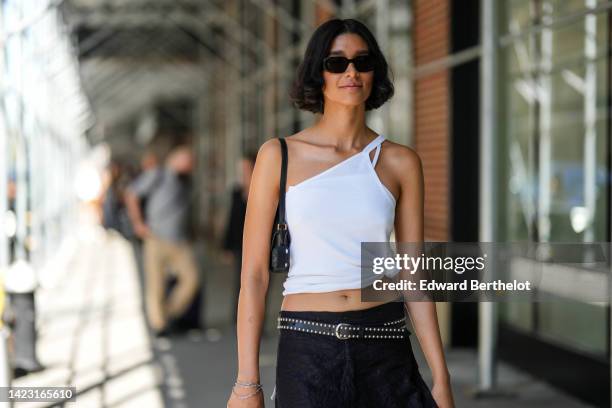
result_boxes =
[143,235,199,331]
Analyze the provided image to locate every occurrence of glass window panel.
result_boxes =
[500,42,537,241]
[502,0,538,37]
[543,17,607,242]
[500,302,534,331]
[501,10,608,244]
[499,1,609,356]
[547,13,608,67]
[545,0,599,20]
[537,298,607,356]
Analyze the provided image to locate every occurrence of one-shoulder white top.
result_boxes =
[282,134,397,295]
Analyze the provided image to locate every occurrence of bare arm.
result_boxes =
[393,147,454,407]
[125,190,144,227]
[229,139,281,405]
[125,189,151,239]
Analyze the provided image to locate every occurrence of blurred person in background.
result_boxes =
[125,144,199,337]
[101,159,134,240]
[131,145,203,333]
[101,159,123,232]
[4,171,44,378]
[140,149,159,172]
[133,148,161,241]
[6,173,16,260]
[222,151,257,324]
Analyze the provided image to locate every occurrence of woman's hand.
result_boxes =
[431,377,455,408]
[226,388,264,408]
[133,222,151,239]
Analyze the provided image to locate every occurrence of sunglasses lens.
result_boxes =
[324,57,349,73]
[354,55,375,72]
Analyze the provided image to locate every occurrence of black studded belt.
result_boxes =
[277,316,411,340]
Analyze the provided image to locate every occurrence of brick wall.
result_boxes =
[413,0,450,241]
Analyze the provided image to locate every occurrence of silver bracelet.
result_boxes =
[234,380,262,388]
[232,386,262,400]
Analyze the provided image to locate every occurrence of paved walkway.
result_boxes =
[13,226,164,408]
[11,225,595,407]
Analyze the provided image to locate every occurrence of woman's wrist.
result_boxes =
[231,383,263,400]
[231,377,263,401]
[236,372,260,383]
[235,380,262,388]
[432,370,451,385]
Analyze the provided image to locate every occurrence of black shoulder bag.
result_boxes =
[269,137,291,273]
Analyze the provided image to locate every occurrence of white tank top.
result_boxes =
[282,134,396,295]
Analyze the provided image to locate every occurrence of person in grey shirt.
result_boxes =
[126,145,199,337]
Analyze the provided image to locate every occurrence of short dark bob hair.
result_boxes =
[289,18,394,114]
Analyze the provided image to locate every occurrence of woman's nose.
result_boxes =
[345,62,359,77]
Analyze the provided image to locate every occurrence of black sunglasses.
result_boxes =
[323,55,376,73]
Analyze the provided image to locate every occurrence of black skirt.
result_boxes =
[273,301,439,408]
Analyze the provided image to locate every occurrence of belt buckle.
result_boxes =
[334,323,351,340]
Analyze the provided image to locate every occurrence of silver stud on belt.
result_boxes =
[383,317,406,326]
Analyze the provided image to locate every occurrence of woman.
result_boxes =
[228,18,455,408]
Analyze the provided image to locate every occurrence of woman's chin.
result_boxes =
[328,99,368,109]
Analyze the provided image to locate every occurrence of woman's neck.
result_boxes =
[314,103,370,145]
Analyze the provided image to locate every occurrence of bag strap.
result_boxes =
[277,137,288,227]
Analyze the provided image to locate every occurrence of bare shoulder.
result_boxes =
[277,129,319,165]
[257,137,283,159]
[283,129,311,148]
[248,138,285,198]
[286,128,311,139]
[381,140,423,183]
[255,138,284,171]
